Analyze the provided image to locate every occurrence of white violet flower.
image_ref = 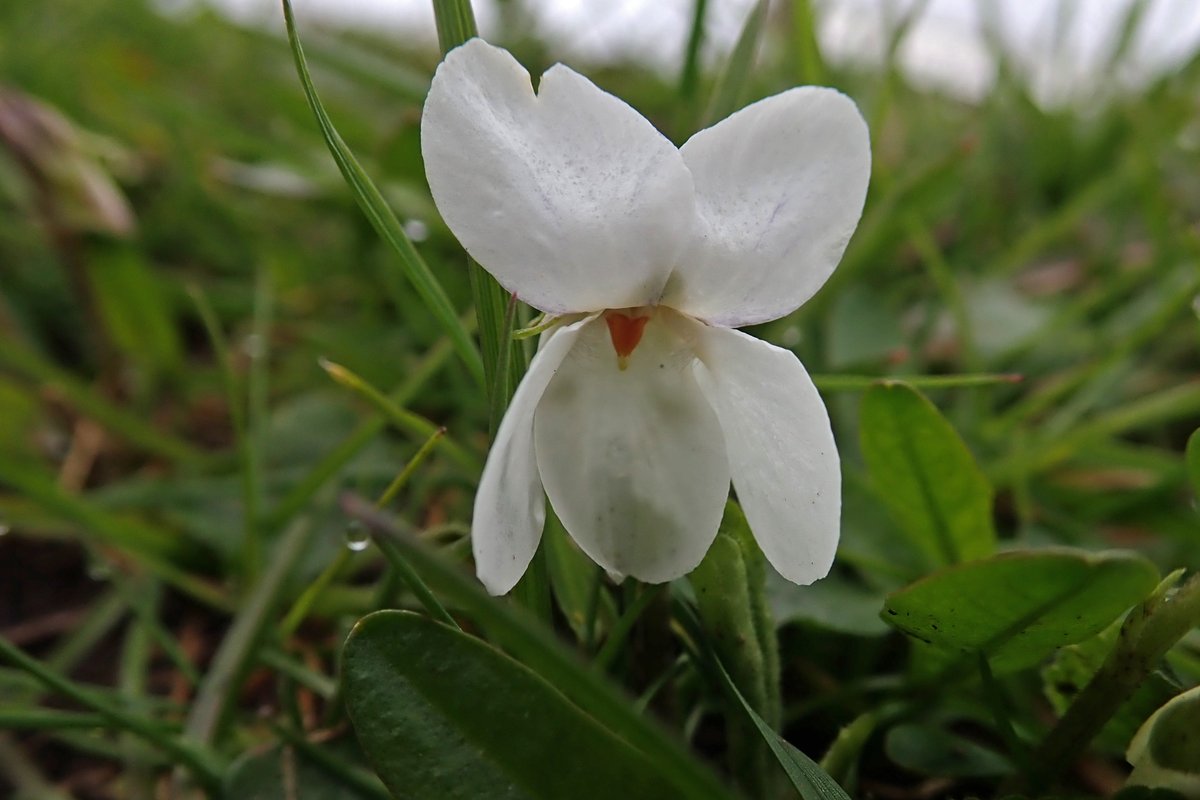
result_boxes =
[422,39,871,595]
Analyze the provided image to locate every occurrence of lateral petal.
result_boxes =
[688,322,840,584]
[472,316,592,595]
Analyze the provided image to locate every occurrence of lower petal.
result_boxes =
[533,315,729,583]
[472,317,592,595]
[688,323,840,584]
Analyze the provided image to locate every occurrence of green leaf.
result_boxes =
[281,0,484,388]
[768,569,889,637]
[339,499,732,800]
[860,382,996,568]
[881,548,1160,674]
[884,722,1012,778]
[342,611,688,800]
[1143,686,1200,775]
[1186,428,1200,501]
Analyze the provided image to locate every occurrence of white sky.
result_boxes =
[193,0,1200,104]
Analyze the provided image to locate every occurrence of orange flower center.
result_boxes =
[604,309,652,371]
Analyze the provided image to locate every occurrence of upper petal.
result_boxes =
[472,316,592,595]
[683,321,840,584]
[421,39,696,314]
[662,87,870,326]
[533,313,730,582]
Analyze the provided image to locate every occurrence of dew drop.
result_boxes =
[243,333,266,360]
[87,559,112,581]
[344,521,370,552]
[0,522,10,537]
[403,219,429,242]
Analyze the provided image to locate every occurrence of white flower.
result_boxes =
[422,39,871,595]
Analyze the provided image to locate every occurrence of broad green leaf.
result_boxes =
[1187,428,1200,501]
[882,548,1159,673]
[884,722,1012,778]
[281,0,484,388]
[860,382,996,567]
[339,499,731,800]
[1127,685,1200,797]
[342,611,686,800]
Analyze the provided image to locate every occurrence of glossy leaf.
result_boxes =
[341,611,687,800]
[882,548,1159,673]
[340,498,732,800]
[860,382,996,567]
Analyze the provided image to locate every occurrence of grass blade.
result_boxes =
[280,0,484,388]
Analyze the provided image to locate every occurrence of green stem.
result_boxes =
[1010,573,1200,794]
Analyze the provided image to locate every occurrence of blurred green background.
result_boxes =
[1,0,1199,797]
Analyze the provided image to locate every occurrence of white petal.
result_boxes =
[687,322,840,584]
[472,316,593,595]
[663,88,871,326]
[532,314,729,582]
[421,39,695,314]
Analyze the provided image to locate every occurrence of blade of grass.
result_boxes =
[0,342,206,465]
[674,598,852,800]
[428,0,527,428]
[0,637,222,788]
[319,358,478,474]
[281,0,483,388]
[0,457,228,609]
[679,0,709,103]
[432,0,478,51]
[188,284,262,581]
[280,426,452,636]
[264,328,459,531]
[789,0,826,85]
[703,0,768,126]
[0,708,109,730]
[811,373,1022,391]
[183,511,318,747]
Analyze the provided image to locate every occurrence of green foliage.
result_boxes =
[860,381,996,568]
[342,611,689,800]
[0,0,1199,797]
[882,548,1160,673]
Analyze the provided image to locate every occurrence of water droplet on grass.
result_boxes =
[345,521,370,552]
